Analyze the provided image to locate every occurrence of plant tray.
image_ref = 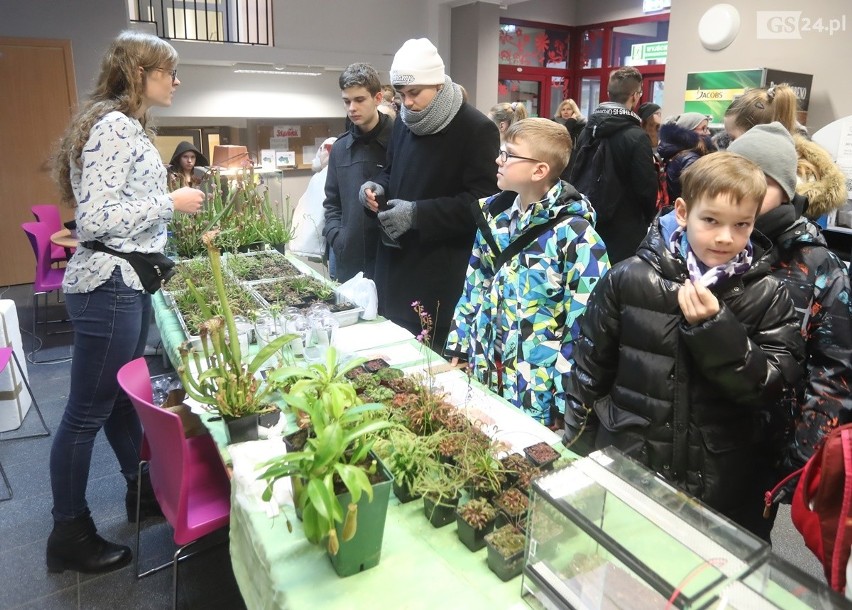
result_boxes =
[224,249,302,282]
[248,278,363,327]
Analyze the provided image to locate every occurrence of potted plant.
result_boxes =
[484,524,527,581]
[177,230,296,444]
[414,457,467,528]
[258,349,397,577]
[524,441,561,470]
[456,497,497,551]
[373,427,433,504]
[495,487,530,531]
[257,193,294,253]
[456,436,507,500]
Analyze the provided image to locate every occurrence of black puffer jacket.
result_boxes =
[564,212,805,519]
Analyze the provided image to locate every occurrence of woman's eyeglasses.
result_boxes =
[150,67,177,83]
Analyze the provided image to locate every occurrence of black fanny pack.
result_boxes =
[81,241,176,294]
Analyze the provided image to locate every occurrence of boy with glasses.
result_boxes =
[446,118,610,429]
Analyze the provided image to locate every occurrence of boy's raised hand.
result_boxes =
[677,279,720,325]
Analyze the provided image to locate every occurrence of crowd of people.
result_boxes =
[49,29,850,580]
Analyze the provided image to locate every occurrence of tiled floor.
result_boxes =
[0,285,245,610]
[0,281,832,609]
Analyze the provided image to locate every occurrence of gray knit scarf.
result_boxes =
[400,75,464,136]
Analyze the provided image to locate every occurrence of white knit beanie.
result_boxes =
[728,122,798,202]
[390,38,445,86]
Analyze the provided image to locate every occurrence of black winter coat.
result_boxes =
[323,113,393,282]
[658,122,714,201]
[565,103,658,264]
[564,213,805,521]
[371,102,500,344]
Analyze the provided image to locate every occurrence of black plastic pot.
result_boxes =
[392,480,421,504]
[523,442,560,471]
[423,493,459,528]
[223,413,259,444]
[456,512,495,552]
[484,526,526,582]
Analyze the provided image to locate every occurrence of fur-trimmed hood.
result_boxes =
[658,123,714,161]
[794,135,848,218]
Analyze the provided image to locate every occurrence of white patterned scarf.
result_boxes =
[400,75,464,136]
[668,225,753,288]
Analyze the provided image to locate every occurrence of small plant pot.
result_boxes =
[392,480,421,504]
[237,241,265,253]
[258,409,280,429]
[363,358,390,373]
[484,526,526,582]
[523,442,560,471]
[423,493,460,528]
[456,511,495,552]
[223,413,259,444]
[495,510,527,534]
[283,428,309,452]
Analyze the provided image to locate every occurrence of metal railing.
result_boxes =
[128,0,273,45]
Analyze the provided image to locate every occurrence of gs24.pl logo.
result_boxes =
[757,11,847,38]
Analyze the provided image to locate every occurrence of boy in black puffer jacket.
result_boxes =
[563,152,805,541]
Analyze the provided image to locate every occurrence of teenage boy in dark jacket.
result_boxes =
[566,66,657,264]
[563,152,805,540]
[323,63,393,282]
[360,39,499,347]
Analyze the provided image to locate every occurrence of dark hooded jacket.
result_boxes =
[564,211,805,525]
[323,112,393,282]
[658,122,715,201]
[167,141,209,187]
[755,198,852,473]
[565,102,658,264]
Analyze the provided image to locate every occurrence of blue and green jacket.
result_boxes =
[445,180,610,425]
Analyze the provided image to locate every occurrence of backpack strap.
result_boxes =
[492,209,574,272]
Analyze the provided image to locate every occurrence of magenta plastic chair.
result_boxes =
[21,222,68,362]
[117,358,231,610]
[0,346,51,501]
[31,204,74,263]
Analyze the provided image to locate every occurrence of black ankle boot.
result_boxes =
[46,514,132,574]
[125,471,163,523]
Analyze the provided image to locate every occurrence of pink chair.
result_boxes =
[31,204,74,263]
[21,222,68,363]
[117,358,231,610]
[0,346,51,501]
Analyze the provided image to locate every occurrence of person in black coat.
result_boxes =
[563,153,805,540]
[323,63,393,282]
[360,38,499,347]
[565,67,658,264]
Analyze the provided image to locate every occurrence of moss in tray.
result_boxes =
[226,251,301,281]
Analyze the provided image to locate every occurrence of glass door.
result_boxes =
[498,75,543,118]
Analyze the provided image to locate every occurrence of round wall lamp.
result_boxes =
[698,4,741,51]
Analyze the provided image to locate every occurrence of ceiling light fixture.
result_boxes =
[233,68,322,76]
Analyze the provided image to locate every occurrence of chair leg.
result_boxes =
[134,461,174,579]
[0,460,11,501]
[8,351,50,438]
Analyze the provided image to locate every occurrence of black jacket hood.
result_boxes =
[168,141,209,167]
[585,102,641,138]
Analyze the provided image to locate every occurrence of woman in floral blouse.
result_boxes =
[47,30,204,575]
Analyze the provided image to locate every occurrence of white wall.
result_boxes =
[665,0,852,131]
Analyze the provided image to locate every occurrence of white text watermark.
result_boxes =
[756,11,846,39]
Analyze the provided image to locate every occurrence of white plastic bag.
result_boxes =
[337,272,378,320]
[287,167,328,258]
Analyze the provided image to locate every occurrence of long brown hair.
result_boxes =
[53,30,177,207]
[724,83,798,135]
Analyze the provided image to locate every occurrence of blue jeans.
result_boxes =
[50,268,151,521]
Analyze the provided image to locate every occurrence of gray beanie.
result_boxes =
[728,122,798,202]
[666,112,710,131]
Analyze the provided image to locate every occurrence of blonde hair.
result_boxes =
[680,152,767,214]
[53,30,178,207]
[489,102,527,128]
[554,99,584,122]
[724,84,798,135]
[504,118,572,184]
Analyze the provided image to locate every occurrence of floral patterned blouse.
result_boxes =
[63,111,174,294]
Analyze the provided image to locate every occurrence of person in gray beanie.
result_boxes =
[730,122,852,539]
[360,38,499,347]
[659,112,715,200]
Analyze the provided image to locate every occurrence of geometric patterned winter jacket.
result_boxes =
[445,180,610,426]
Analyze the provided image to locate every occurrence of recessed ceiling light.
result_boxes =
[233,68,322,76]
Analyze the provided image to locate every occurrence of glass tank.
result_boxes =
[521,447,770,609]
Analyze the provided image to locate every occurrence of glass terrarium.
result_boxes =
[521,447,770,609]
[697,555,846,609]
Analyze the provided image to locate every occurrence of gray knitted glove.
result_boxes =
[378,199,416,239]
[359,181,385,209]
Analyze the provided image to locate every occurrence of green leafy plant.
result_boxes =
[458,498,498,531]
[373,427,435,496]
[176,230,296,419]
[257,349,396,555]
